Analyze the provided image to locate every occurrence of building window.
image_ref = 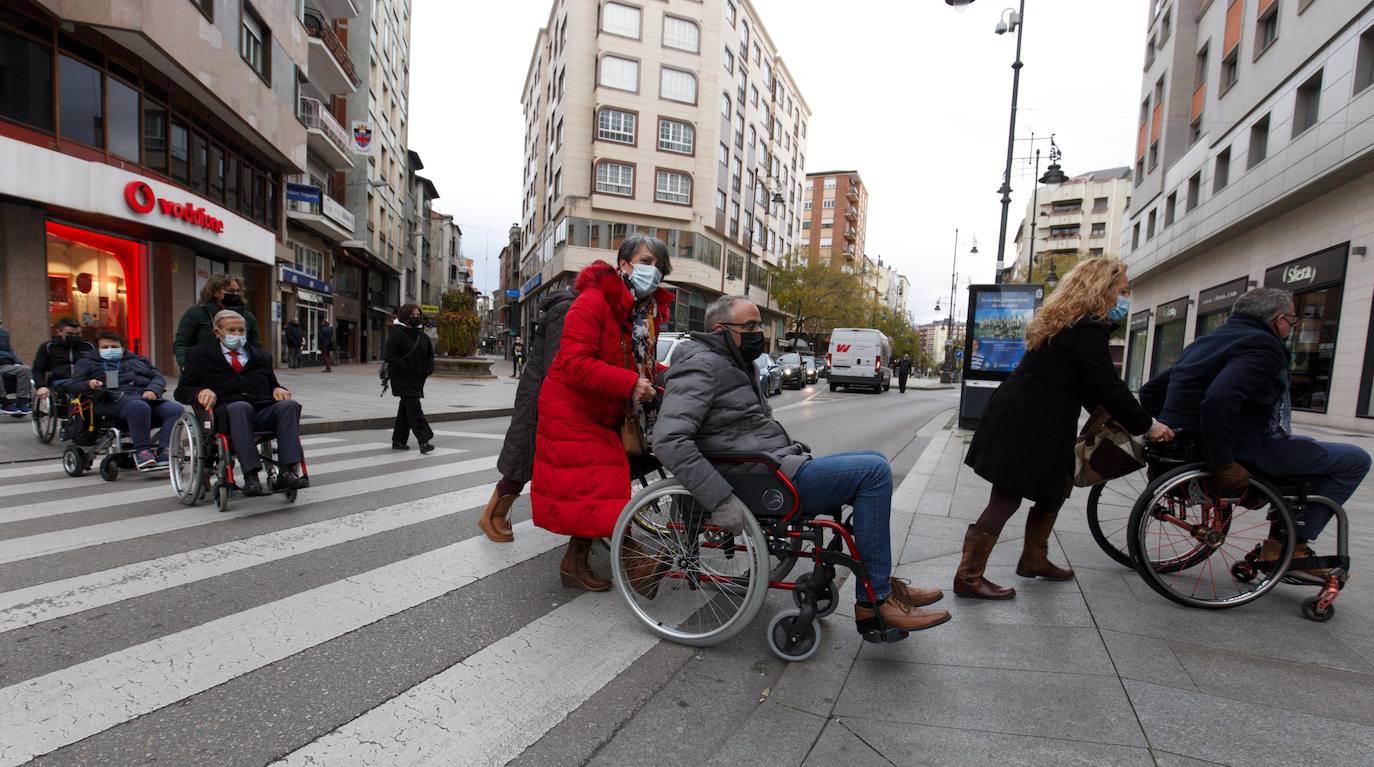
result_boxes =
[240,4,270,82]
[715,189,726,211]
[819,237,832,248]
[601,2,641,38]
[822,199,835,209]
[189,0,214,20]
[1293,69,1322,137]
[802,220,811,229]
[729,202,740,237]
[1186,171,1201,211]
[1049,224,1080,239]
[663,16,700,53]
[1356,26,1374,94]
[1222,49,1239,91]
[57,54,102,147]
[0,23,53,131]
[1257,1,1279,53]
[724,47,733,73]
[821,218,833,229]
[1146,209,1157,240]
[732,157,742,191]
[660,67,697,104]
[1090,248,1104,257]
[1248,114,1270,168]
[597,107,636,144]
[1215,146,1231,191]
[823,178,836,190]
[658,118,694,154]
[106,76,141,162]
[803,200,812,210]
[599,55,639,92]
[717,142,728,165]
[721,92,730,117]
[1051,199,1083,213]
[726,0,736,25]
[1092,196,1109,211]
[750,85,759,106]
[169,119,189,182]
[1131,222,1141,250]
[655,169,691,205]
[595,161,634,196]
[554,168,563,198]
[1090,222,1107,238]
[1164,192,1176,227]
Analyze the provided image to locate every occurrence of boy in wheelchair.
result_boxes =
[1140,287,1370,583]
[653,295,950,634]
[65,331,183,469]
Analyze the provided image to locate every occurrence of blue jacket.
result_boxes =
[66,350,167,399]
[0,326,20,366]
[1139,314,1326,472]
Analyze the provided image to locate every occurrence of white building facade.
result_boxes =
[1011,167,1133,283]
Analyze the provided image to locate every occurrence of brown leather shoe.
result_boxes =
[478,488,516,543]
[621,535,670,599]
[854,598,950,633]
[559,537,611,591]
[954,525,1016,599]
[889,577,943,607]
[1015,507,1073,580]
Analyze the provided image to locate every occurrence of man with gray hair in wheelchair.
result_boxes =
[652,295,950,634]
[1140,287,1370,583]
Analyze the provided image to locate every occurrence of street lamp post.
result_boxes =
[935,230,976,384]
[993,1,1027,284]
[1028,135,1067,284]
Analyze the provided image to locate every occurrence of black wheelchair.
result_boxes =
[609,452,907,662]
[30,377,69,444]
[166,407,310,513]
[56,393,167,481]
[1086,434,1352,622]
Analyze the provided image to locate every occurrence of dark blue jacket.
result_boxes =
[66,350,168,398]
[0,326,20,366]
[1139,314,1326,471]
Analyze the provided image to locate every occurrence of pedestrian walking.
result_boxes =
[511,336,524,378]
[895,353,913,393]
[318,320,335,372]
[173,274,261,369]
[384,304,437,454]
[479,288,578,542]
[532,234,674,591]
[284,318,304,369]
[958,258,1174,599]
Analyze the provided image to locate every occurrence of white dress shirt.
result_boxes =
[221,344,246,370]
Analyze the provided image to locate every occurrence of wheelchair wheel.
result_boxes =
[769,537,804,582]
[1127,465,1295,610]
[610,479,770,647]
[1086,466,1153,568]
[99,456,119,482]
[767,609,822,662]
[168,411,206,507]
[31,398,59,444]
[1301,596,1335,623]
[213,481,231,513]
[792,572,838,619]
[62,445,87,477]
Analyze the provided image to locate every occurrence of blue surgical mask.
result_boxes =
[99,347,123,361]
[627,264,662,298]
[222,334,247,351]
[1108,294,1132,322]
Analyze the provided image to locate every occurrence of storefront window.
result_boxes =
[1195,311,1228,337]
[169,119,189,182]
[107,77,140,162]
[46,221,146,354]
[1289,288,1340,411]
[58,53,102,147]
[0,25,54,130]
[1195,277,1248,338]
[1125,311,1150,391]
[1151,297,1189,377]
[189,131,208,195]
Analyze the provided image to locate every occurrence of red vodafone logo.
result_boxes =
[122,180,225,235]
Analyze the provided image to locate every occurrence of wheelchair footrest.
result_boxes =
[1292,555,1351,571]
[856,616,909,644]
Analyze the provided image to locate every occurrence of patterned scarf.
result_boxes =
[628,302,659,435]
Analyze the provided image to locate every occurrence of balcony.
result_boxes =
[286,178,355,241]
[299,97,354,170]
[844,206,858,220]
[846,186,858,202]
[843,228,857,242]
[310,0,358,20]
[842,246,856,259]
[303,11,360,96]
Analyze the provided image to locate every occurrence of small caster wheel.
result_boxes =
[214,482,231,513]
[1301,596,1335,622]
[1230,562,1255,583]
[284,487,298,503]
[767,609,822,662]
[99,456,119,482]
[792,573,839,619]
[63,446,87,477]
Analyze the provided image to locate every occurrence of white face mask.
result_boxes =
[221,333,247,351]
[627,263,662,298]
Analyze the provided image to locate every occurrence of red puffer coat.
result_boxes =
[532,260,673,538]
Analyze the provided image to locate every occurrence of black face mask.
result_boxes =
[737,330,766,363]
[61,334,81,345]
[220,293,244,308]
[405,317,423,328]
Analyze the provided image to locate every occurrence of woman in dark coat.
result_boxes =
[957,258,1174,599]
[384,304,437,454]
[477,288,577,542]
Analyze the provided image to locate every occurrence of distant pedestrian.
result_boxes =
[284,318,304,369]
[479,288,578,542]
[959,258,1174,600]
[896,353,913,393]
[318,320,335,372]
[173,274,261,370]
[511,336,524,377]
[384,304,436,453]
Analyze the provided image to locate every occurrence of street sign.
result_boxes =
[956,350,964,359]
[505,289,520,299]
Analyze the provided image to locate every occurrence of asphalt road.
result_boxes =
[0,382,957,767]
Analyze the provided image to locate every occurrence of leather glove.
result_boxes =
[1211,462,1251,493]
[712,494,751,535]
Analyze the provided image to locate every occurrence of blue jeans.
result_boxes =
[1276,439,1370,540]
[103,397,184,452]
[791,450,894,601]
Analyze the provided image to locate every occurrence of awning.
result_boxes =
[296,288,332,305]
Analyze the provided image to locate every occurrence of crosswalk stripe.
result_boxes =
[0,483,498,632]
[0,436,347,482]
[0,520,565,767]
[272,592,657,767]
[0,455,499,565]
[0,446,467,524]
[432,430,507,440]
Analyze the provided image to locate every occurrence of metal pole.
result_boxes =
[1028,148,1040,284]
[994,0,1027,285]
[943,228,958,384]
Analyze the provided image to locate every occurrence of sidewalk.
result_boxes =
[0,358,520,464]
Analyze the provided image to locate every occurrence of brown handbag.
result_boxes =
[620,335,646,456]
[1073,407,1146,487]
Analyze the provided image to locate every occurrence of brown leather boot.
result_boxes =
[889,577,943,607]
[854,598,950,633]
[559,537,611,591]
[954,525,1016,599]
[621,535,670,599]
[478,488,516,543]
[1015,507,1074,581]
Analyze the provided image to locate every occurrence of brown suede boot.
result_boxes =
[953,525,1016,599]
[621,535,670,599]
[1015,507,1074,581]
[478,488,516,543]
[559,537,611,591]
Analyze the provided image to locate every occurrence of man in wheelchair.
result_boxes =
[1140,287,1370,583]
[66,331,183,469]
[174,310,303,496]
[653,295,950,634]
[33,318,95,405]
[0,316,33,415]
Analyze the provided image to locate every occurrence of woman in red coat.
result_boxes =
[533,234,674,590]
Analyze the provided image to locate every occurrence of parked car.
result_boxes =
[801,356,820,384]
[776,352,807,389]
[827,328,892,393]
[655,332,689,366]
[754,353,783,397]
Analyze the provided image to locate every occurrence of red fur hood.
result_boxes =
[574,259,674,324]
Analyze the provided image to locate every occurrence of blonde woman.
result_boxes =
[957,259,1174,599]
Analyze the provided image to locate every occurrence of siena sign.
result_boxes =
[124,181,225,234]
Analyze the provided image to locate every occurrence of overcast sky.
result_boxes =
[409,0,1149,325]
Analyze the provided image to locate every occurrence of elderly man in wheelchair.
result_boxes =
[173,310,304,498]
[647,295,949,647]
[1140,287,1370,586]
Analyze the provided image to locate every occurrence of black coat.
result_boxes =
[965,320,1153,504]
[318,324,335,351]
[33,337,96,383]
[497,289,575,483]
[1139,314,1327,472]
[174,343,282,408]
[383,324,435,399]
[173,301,262,368]
[285,324,304,349]
[896,359,913,377]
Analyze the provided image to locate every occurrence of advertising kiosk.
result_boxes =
[958,283,1044,429]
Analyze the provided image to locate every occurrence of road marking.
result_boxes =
[272,591,658,767]
[772,391,830,412]
[0,519,566,767]
[0,436,347,481]
[0,483,498,632]
[432,430,507,440]
[0,455,498,565]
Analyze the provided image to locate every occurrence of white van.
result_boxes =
[827,328,892,393]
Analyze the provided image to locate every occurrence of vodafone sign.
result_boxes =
[123,181,225,234]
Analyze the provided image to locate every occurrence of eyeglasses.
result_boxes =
[721,320,764,332]
[1279,313,1298,325]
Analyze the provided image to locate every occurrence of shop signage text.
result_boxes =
[1198,277,1250,314]
[1265,244,1349,292]
[1156,297,1189,325]
[124,181,224,234]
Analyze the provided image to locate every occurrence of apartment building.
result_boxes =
[428,211,466,298]
[0,0,308,371]
[402,148,438,309]
[1010,167,1132,283]
[517,0,811,347]
[802,171,867,273]
[1124,0,1374,431]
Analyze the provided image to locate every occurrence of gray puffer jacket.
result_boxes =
[652,330,809,508]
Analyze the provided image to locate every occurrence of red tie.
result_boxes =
[229,351,243,373]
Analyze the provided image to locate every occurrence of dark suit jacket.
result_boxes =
[174,343,282,409]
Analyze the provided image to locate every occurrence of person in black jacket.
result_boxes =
[284,318,304,369]
[384,304,436,454]
[959,259,1174,599]
[66,331,183,469]
[0,318,33,414]
[895,353,913,393]
[318,320,335,372]
[172,274,262,369]
[478,288,576,542]
[1140,287,1370,582]
[33,318,96,403]
[175,310,302,496]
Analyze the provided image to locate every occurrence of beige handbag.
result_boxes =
[1073,407,1146,487]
